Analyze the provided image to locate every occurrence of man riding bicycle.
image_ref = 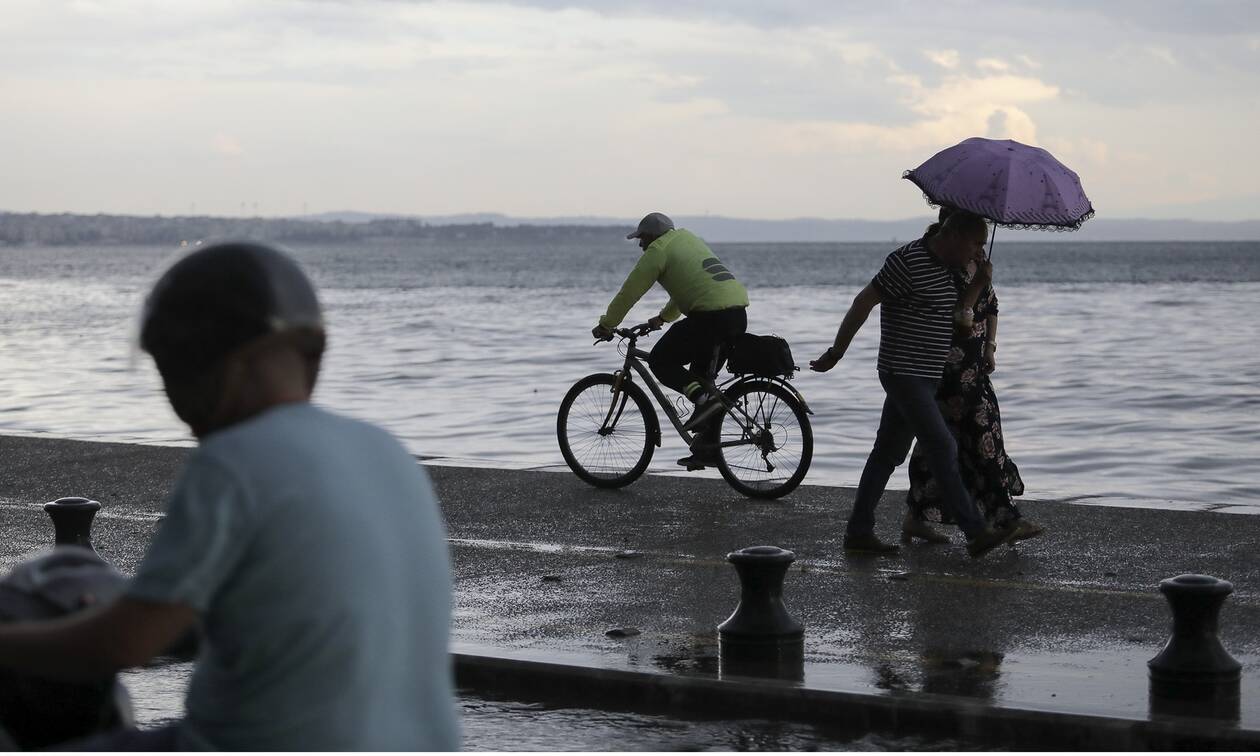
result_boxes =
[592,212,749,469]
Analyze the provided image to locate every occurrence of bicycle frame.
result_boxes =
[604,329,813,450]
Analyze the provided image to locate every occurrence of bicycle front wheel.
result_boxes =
[715,380,813,499]
[557,373,656,489]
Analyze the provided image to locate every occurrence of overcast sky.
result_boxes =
[2,0,1257,220]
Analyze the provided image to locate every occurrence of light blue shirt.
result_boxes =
[127,403,459,751]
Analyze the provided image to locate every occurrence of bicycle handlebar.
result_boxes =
[593,322,656,344]
[618,323,656,338]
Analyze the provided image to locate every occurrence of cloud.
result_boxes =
[898,72,1059,147]
[0,0,1255,220]
[1144,46,1179,66]
[751,67,1060,162]
[1043,137,1111,168]
[211,134,244,157]
[495,0,1260,36]
[925,49,960,69]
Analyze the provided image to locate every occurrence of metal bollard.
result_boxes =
[1,507,131,748]
[717,546,804,680]
[43,497,101,551]
[1148,574,1241,719]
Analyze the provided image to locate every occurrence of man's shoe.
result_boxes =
[843,533,901,555]
[966,525,1018,559]
[900,512,950,545]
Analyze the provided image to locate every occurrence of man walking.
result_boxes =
[811,211,1014,559]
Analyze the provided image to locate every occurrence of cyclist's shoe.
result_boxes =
[682,392,725,432]
[676,443,721,471]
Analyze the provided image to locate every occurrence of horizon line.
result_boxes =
[3,209,1260,226]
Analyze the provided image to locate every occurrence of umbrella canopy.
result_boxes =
[904,137,1094,230]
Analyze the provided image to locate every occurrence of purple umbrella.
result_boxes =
[904,137,1094,254]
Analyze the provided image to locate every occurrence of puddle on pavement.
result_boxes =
[117,663,985,750]
[459,634,1260,732]
[110,640,1260,747]
[458,691,988,751]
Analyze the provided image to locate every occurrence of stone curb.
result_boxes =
[453,651,1260,751]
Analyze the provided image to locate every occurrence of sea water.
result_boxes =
[0,239,1256,511]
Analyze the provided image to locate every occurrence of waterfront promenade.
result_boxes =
[1,433,1257,748]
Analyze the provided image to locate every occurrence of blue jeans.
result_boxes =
[848,372,985,539]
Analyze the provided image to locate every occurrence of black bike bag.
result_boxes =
[727,333,796,377]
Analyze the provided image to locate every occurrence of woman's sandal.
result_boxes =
[900,513,951,545]
[1010,519,1045,542]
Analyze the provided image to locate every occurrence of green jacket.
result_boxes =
[599,229,749,328]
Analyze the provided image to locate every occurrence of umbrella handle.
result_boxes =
[986,223,997,260]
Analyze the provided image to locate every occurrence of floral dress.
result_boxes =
[906,267,1025,527]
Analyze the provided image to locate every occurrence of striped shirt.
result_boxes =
[871,238,962,379]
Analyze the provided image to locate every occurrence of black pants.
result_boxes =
[648,307,747,397]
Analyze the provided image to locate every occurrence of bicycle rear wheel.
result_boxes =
[715,380,812,499]
[557,373,656,488]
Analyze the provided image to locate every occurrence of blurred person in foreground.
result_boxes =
[0,242,459,750]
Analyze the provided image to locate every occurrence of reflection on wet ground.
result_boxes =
[121,664,989,751]
[458,692,987,751]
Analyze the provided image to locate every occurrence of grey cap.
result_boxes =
[139,241,323,381]
[627,212,675,240]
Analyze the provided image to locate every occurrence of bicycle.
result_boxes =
[556,323,814,499]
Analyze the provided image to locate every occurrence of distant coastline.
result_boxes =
[0,212,613,248]
[2,210,1258,246]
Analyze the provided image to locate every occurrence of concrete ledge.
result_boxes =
[453,649,1260,751]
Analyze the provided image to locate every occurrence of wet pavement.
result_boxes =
[436,465,1260,734]
[2,434,1258,744]
[457,691,986,751]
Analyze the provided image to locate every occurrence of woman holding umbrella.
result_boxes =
[901,206,1042,544]
[814,138,1091,558]
[810,209,1016,559]
[894,137,1093,542]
